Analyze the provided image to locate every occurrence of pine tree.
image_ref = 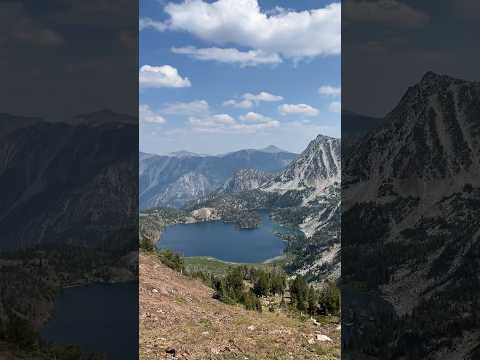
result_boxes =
[253,270,270,297]
[307,286,318,315]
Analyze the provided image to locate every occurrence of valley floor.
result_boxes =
[139,253,340,360]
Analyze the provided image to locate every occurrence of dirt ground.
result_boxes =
[139,253,340,360]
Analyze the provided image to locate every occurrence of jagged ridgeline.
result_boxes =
[0,110,138,250]
[141,134,341,282]
[342,72,480,359]
[139,145,297,209]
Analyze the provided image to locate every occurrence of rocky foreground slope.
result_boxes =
[139,253,340,360]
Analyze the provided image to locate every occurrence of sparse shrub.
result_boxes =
[290,276,308,312]
[139,237,154,252]
[319,281,340,315]
[253,270,270,297]
[5,314,39,351]
[157,249,184,273]
[242,291,258,311]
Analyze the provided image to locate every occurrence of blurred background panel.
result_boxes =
[342,1,480,359]
[0,1,138,359]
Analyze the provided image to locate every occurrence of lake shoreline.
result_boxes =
[40,282,138,359]
[156,210,289,263]
[183,253,287,266]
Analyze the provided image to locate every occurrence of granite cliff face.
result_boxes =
[263,135,340,195]
[263,135,341,281]
[345,71,480,194]
[220,168,274,194]
[343,72,480,359]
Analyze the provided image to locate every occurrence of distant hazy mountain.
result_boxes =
[139,147,297,209]
[139,151,155,161]
[259,145,288,153]
[68,109,137,127]
[343,72,480,358]
[0,111,137,250]
[168,150,208,158]
[0,113,42,137]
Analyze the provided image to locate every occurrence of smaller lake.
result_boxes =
[41,282,138,359]
[157,210,299,263]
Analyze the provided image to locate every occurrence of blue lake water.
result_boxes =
[157,210,298,263]
[41,282,138,360]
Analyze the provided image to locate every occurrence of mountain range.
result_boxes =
[183,134,341,282]
[139,146,297,209]
[343,72,480,359]
[0,110,137,250]
[263,135,341,280]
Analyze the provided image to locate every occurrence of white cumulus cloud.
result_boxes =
[319,85,341,97]
[171,46,282,67]
[163,100,209,115]
[190,114,236,128]
[140,104,166,124]
[239,112,275,123]
[328,101,341,113]
[278,104,319,117]
[233,120,280,132]
[224,91,283,108]
[140,17,167,31]
[188,112,279,133]
[139,65,191,88]
[163,0,340,60]
[244,92,283,103]
[223,99,253,109]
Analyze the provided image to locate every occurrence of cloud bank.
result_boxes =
[279,103,319,116]
[172,46,282,67]
[139,65,191,88]
[224,91,283,108]
[140,104,166,124]
[142,0,340,61]
[319,85,341,96]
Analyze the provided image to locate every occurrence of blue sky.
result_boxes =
[140,0,340,155]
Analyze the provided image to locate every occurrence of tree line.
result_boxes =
[145,242,340,317]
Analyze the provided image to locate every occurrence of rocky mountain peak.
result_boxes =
[263,135,340,193]
[343,73,480,359]
[399,72,469,108]
[169,150,207,158]
[71,109,136,127]
[0,113,44,138]
[345,73,480,201]
[261,145,286,153]
[420,70,450,84]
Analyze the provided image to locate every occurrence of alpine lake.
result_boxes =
[40,210,301,359]
[156,209,302,263]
